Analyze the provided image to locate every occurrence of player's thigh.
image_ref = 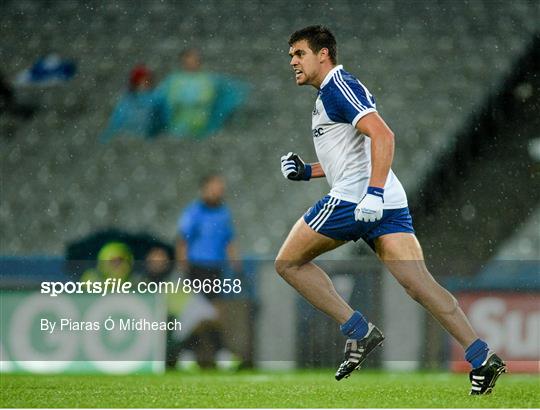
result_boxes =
[374,232,424,261]
[276,217,346,266]
[374,233,434,288]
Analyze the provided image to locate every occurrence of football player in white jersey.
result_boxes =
[276,25,505,394]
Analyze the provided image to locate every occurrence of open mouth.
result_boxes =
[294,68,303,79]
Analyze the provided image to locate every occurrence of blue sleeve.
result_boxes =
[148,88,167,138]
[178,206,197,240]
[205,74,250,135]
[215,207,234,244]
[99,95,128,143]
[155,77,172,131]
[225,210,235,244]
[322,77,376,126]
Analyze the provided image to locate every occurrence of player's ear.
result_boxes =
[319,47,329,62]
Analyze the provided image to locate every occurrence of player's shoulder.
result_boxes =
[324,67,367,94]
[322,64,352,81]
[336,67,362,84]
[321,66,375,108]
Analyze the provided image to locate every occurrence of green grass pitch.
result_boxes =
[1,370,538,408]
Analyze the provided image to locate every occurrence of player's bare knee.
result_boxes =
[274,258,298,279]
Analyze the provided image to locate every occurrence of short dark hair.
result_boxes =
[288,25,337,64]
[199,173,222,188]
[180,47,199,60]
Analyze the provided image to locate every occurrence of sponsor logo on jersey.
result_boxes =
[312,127,325,138]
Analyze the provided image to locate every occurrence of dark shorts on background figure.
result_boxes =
[188,264,224,299]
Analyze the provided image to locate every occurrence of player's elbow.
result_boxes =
[369,129,394,145]
[381,130,395,152]
[382,129,395,143]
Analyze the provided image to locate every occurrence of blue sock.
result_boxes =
[340,311,369,340]
[465,339,489,369]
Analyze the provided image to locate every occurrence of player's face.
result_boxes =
[289,40,321,87]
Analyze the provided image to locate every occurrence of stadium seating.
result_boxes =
[1,0,539,255]
[495,208,540,260]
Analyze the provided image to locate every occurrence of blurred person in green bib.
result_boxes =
[158,48,249,139]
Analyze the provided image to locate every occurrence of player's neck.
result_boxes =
[313,63,337,90]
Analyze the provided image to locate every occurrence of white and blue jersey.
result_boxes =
[312,65,407,208]
[304,65,414,246]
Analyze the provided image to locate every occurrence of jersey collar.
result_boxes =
[320,65,343,89]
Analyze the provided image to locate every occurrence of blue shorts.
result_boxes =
[303,195,415,249]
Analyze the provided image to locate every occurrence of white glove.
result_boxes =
[280,152,311,181]
[281,152,297,179]
[354,188,384,222]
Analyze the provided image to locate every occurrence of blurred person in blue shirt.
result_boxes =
[100,65,166,142]
[176,173,246,368]
[158,48,249,139]
[176,173,240,288]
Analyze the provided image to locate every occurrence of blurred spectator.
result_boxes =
[158,48,249,139]
[15,54,76,87]
[0,71,36,120]
[66,228,177,279]
[176,173,249,367]
[100,65,166,142]
[141,244,181,368]
[66,230,219,369]
[81,241,137,282]
[177,173,240,280]
[143,245,175,283]
[140,244,221,370]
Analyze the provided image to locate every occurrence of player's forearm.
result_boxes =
[309,162,326,178]
[355,112,395,189]
[368,130,394,188]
